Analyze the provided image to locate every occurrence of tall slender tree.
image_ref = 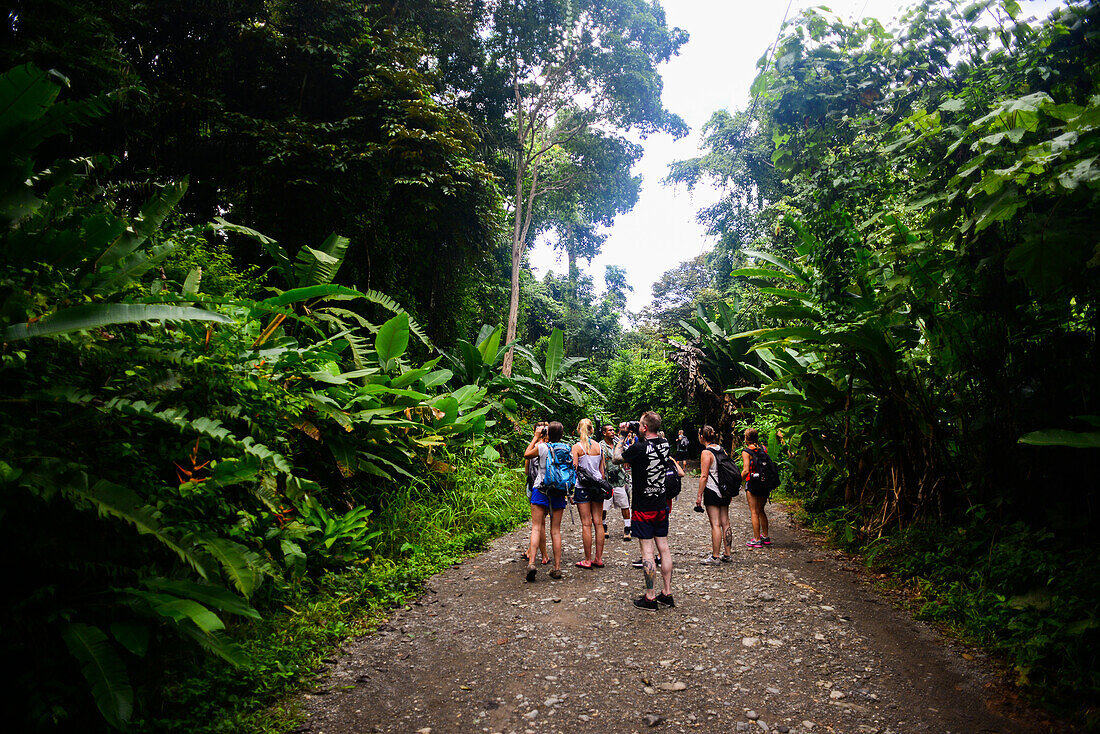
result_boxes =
[486,0,688,374]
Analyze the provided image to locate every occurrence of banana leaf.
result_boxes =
[62,623,133,730]
[4,303,231,340]
[1019,429,1100,448]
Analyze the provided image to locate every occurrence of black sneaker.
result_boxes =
[633,595,659,611]
[655,593,675,608]
[525,565,536,583]
[631,556,661,568]
[623,531,632,542]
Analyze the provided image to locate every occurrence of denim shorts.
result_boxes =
[531,484,567,510]
[573,485,603,504]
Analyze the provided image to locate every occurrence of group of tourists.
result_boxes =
[522,411,778,611]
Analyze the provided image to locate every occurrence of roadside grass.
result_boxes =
[135,456,528,734]
[775,487,1099,730]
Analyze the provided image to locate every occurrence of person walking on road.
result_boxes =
[616,411,679,611]
[741,427,772,549]
[695,425,732,564]
[523,421,568,580]
[675,429,690,474]
[572,418,606,569]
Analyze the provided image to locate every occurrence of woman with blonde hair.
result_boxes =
[571,418,607,568]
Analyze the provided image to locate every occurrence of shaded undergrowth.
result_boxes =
[777,488,1099,730]
[135,458,528,734]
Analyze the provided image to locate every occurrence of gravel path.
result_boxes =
[296,482,1059,734]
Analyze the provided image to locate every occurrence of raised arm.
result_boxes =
[523,428,542,459]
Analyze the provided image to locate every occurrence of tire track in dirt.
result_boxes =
[295,484,1061,734]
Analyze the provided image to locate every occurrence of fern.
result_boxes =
[195,534,264,597]
[50,471,211,580]
[359,288,433,349]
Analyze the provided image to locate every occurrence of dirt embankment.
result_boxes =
[295,485,1064,734]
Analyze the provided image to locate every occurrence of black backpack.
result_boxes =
[576,464,613,501]
[705,446,741,497]
[744,445,780,492]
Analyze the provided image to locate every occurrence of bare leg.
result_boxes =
[527,504,547,564]
[591,501,606,564]
[746,492,762,540]
[540,514,548,561]
[639,537,658,600]
[705,504,722,557]
[719,505,732,555]
[577,501,593,562]
[759,498,769,538]
[550,508,564,570]
[654,535,673,596]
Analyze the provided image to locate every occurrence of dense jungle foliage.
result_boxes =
[663,0,1100,723]
[4,0,1098,730]
[0,0,664,729]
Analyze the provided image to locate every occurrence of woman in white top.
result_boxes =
[571,418,606,569]
[695,425,733,565]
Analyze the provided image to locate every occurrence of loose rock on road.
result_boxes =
[297,484,1054,734]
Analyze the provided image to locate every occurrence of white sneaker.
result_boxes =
[700,555,721,565]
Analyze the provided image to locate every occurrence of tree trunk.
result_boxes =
[565,223,577,352]
[503,147,526,377]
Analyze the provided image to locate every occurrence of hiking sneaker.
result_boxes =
[632,595,659,611]
[623,531,632,542]
[631,555,661,568]
[720,554,733,563]
[761,536,772,546]
[745,538,764,549]
[548,568,563,579]
[700,555,720,566]
[655,593,675,608]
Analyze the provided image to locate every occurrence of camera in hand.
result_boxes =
[540,427,548,437]
[626,421,641,435]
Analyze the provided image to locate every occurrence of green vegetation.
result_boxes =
[142,456,527,734]
[5,0,1098,730]
[661,0,1100,724]
[0,58,574,732]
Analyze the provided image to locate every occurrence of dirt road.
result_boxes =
[296,485,1056,734]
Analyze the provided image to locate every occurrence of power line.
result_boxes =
[749,0,797,117]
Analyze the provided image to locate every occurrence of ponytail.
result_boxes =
[577,418,594,445]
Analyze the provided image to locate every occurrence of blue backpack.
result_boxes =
[542,442,576,498]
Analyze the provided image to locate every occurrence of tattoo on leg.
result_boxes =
[643,559,657,590]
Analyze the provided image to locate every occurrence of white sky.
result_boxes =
[527,0,1066,315]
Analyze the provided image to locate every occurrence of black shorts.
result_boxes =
[631,508,669,538]
[703,489,731,507]
[746,480,770,499]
